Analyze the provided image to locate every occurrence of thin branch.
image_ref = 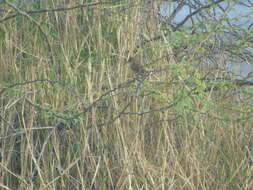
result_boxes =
[122,87,197,116]
[0,79,66,95]
[95,99,133,128]
[133,0,226,54]
[174,0,226,30]
[0,0,120,23]
[167,1,185,24]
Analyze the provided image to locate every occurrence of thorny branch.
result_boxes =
[174,0,226,30]
[0,69,197,140]
[134,0,227,54]
[0,77,137,140]
[0,0,121,23]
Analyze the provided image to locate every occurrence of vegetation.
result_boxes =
[0,0,252,189]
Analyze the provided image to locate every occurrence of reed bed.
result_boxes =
[0,1,252,189]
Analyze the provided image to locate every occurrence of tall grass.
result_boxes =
[0,0,252,189]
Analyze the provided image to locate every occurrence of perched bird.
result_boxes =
[128,57,147,76]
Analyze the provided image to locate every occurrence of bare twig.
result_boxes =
[175,0,226,30]
[0,78,66,95]
[133,0,226,54]
[0,0,121,23]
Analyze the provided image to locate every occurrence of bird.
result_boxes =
[128,57,148,76]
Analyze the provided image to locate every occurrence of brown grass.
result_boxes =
[0,0,252,189]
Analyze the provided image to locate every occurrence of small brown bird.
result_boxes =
[128,57,147,76]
